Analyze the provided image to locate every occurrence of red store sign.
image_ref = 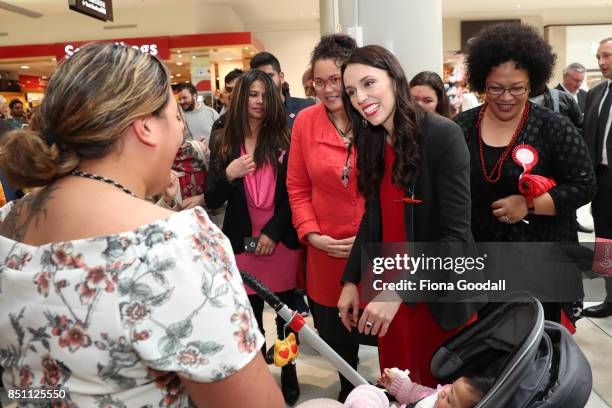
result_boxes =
[55,36,170,61]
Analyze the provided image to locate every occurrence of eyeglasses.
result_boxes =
[486,85,529,96]
[313,75,342,91]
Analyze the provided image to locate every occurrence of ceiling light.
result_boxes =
[192,55,196,59]
[171,75,174,78]
[21,65,30,69]
[176,61,183,66]
[224,57,232,61]
[51,58,57,61]
[178,54,183,58]
[177,50,182,53]
[250,51,254,55]
[172,82,177,85]
[176,74,182,77]
[516,4,521,7]
[244,47,249,50]
[42,76,47,79]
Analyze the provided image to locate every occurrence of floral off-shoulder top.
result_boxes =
[0,205,264,407]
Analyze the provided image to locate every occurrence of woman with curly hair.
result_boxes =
[409,71,453,118]
[286,34,363,402]
[338,45,480,387]
[454,22,596,330]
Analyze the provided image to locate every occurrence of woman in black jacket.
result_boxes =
[205,69,301,405]
[338,45,480,387]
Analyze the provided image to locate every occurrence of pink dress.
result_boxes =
[236,146,299,295]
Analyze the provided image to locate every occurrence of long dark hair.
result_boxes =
[341,45,422,201]
[216,69,289,172]
[410,71,453,119]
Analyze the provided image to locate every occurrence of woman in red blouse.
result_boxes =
[286,34,366,402]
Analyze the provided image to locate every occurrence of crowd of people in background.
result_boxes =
[0,22,611,408]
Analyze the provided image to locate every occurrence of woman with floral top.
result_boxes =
[0,43,283,408]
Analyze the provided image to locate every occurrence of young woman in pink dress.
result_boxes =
[205,69,301,405]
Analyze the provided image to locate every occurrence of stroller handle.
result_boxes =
[240,270,369,387]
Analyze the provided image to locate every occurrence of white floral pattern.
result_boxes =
[0,206,263,407]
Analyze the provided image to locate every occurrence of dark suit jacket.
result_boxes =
[205,141,299,255]
[555,84,587,113]
[583,81,611,167]
[342,112,482,329]
[284,96,315,129]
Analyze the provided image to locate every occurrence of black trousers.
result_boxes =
[593,165,612,302]
[248,290,297,354]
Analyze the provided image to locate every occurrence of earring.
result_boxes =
[361,118,368,128]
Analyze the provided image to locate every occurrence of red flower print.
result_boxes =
[19,365,34,388]
[231,305,253,331]
[77,282,97,305]
[177,346,208,368]
[50,315,70,336]
[41,355,62,386]
[120,302,151,327]
[233,327,259,353]
[5,252,32,270]
[33,271,52,297]
[58,323,92,352]
[85,266,115,293]
[133,331,150,342]
[150,370,183,407]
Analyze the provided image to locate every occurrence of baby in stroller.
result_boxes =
[296,362,497,408]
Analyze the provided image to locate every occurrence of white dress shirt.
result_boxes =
[598,79,612,165]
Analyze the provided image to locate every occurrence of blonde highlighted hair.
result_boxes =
[0,42,171,188]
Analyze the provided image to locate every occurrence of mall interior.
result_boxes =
[1,0,612,407]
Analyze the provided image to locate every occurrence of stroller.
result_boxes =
[430,297,593,408]
[242,272,592,408]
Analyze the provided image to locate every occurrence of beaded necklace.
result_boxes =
[476,103,530,184]
[70,170,136,197]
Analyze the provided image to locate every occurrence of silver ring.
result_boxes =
[365,321,373,328]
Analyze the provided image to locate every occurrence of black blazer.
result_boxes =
[284,96,315,129]
[555,84,587,113]
[583,81,611,167]
[342,112,481,329]
[205,142,299,255]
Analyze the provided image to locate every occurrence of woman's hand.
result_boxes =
[491,194,528,224]
[306,233,355,258]
[337,283,360,332]
[255,234,276,256]
[358,296,401,337]
[163,171,180,205]
[181,194,205,210]
[226,154,255,182]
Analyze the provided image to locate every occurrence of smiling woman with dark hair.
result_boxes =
[338,45,480,387]
[454,22,596,331]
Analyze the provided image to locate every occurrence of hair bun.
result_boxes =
[0,129,78,188]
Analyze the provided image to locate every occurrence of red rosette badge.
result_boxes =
[512,144,539,173]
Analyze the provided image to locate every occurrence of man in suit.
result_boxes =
[249,51,314,129]
[583,37,612,318]
[556,62,588,113]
